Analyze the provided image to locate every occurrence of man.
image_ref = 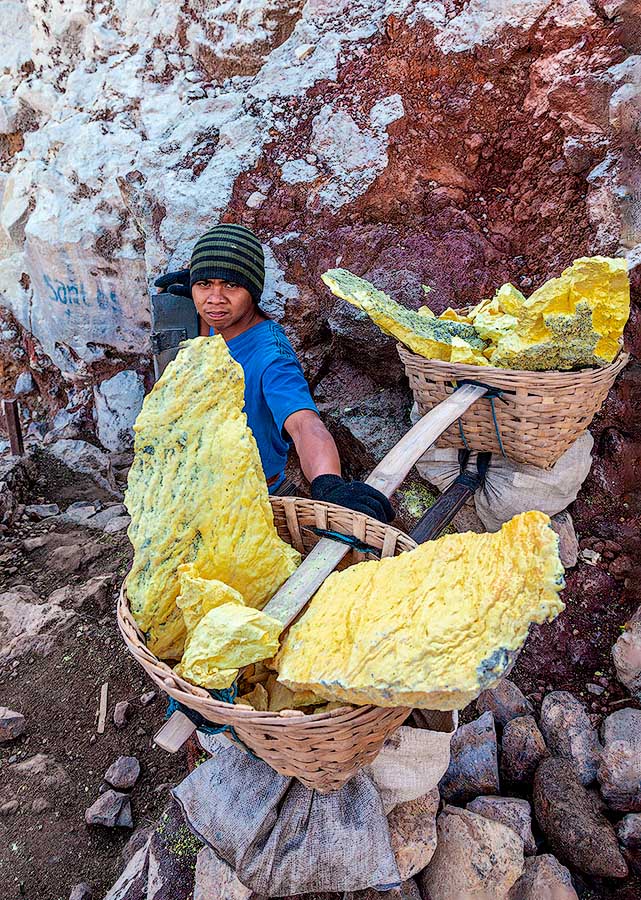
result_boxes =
[156,223,394,523]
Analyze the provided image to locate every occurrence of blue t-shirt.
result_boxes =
[211,320,318,490]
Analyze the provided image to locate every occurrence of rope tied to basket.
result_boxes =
[165,684,258,759]
[453,379,507,458]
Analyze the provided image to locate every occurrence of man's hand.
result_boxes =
[155,269,192,299]
[311,474,395,524]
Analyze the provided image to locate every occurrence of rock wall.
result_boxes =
[0,0,639,459]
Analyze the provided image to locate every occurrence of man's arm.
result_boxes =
[283,409,394,522]
[283,409,341,482]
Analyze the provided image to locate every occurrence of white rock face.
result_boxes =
[0,0,636,436]
[93,370,145,452]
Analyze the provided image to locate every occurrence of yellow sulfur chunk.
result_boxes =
[125,336,300,659]
[449,336,490,366]
[478,257,630,370]
[277,511,564,710]
[238,683,269,711]
[321,269,487,361]
[176,603,282,690]
[176,567,245,634]
[265,675,325,712]
[439,307,472,323]
[417,306,435,318]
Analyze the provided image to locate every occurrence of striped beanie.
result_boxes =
[190,224,265,303]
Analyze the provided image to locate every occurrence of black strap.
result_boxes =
[410,451,493,544]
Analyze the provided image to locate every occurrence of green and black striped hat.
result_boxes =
[190,224,265,303]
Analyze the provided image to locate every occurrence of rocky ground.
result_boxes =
[0,447,188,900]
[0,423,640,900]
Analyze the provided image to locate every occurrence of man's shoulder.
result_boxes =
[251,320,298,363]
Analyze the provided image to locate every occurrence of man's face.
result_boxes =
[192,278,255,333]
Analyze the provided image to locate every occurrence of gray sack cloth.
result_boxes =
[172,732,401,897]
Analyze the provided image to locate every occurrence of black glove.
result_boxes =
[154,268,192,299]
[311,474,395,523]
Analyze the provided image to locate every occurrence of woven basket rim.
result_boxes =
[117,496,415,728]
[397,343,630,382]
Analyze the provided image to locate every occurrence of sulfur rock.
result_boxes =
[478,257,629,370]
[322,257,629,372]
[176,567,245,634]
[176,603,282,689]
[277,511,564,709]
[124,336,300,659]
[321,268,487,362]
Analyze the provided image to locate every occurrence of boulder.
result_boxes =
[48,575,114,611]
[500,715,549,786]
[612,607,641,699]
[105,756,141,791]
[84,503,127,530]
[0,587,76,662]
[418,805,524,900]
[550,511,579,568]
[387,789,439,879]
[476,680,533,727]
[0,455,34,525]
[103,838,150,900]
[25,503,59,519]
[61,500,99,524]
[121,826,155,868]
[104,515,131,534]
[466,796,536,855]
[46,440,121,499]
[439,711,500,804]
[618,813,641,848]
[85,790,133,828]
[193,847,253,900]
[602,707,641,745]
[507,854,578,899]
[597,709,641,811]
[533,757,628,878]
[69,884,93,900]
[539,691,602,784]
[0,707,26,741]
[145,800,199,900]
[93,370,145,453]
[14,372,35,395]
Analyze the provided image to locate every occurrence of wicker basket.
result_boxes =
[118,496,416,792]
[398,345,629,469]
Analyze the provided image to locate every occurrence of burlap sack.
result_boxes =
[172,732,401,896]
[173,711,457,897]
[366,711,457,813]
[410,403,594,532]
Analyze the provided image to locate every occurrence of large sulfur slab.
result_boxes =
[277,511,564,710]
[321,268,487,360]
[124,336,300,659]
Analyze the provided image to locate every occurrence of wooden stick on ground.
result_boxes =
[97,682,109,734]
